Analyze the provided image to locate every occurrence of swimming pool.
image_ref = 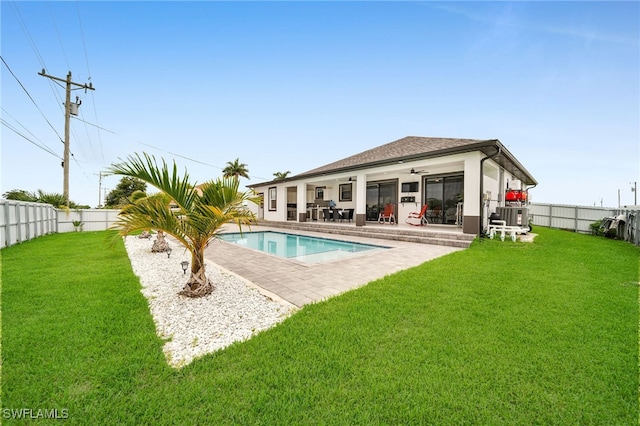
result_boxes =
[218,231,388,263]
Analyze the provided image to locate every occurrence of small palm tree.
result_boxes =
[273,171,291,181]
[108,153,259,298]
[222,158,250,180]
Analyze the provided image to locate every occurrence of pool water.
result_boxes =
[218,231,387,263]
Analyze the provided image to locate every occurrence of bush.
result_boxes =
[590,220,605,237]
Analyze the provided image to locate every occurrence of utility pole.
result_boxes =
[618,189,622,208]
[95,171,111,208]
[96,171,104,208]
[631,181,637,205]
[98,172,102,208]
[38,69,95,206]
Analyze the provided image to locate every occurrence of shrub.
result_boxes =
[590,220,605,236]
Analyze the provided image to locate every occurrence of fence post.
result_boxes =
[3,200,10,248]
[26,204,32,240]
[574,206,578,233]
[16,203,22,244]
[37,204,43,237]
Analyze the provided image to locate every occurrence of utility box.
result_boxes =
[496,206,529,227]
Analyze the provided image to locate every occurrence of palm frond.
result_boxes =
[108,155,259,297]
[108,153,196,211]
[113,192,191,248]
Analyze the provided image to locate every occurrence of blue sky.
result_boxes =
[2,1,638,207]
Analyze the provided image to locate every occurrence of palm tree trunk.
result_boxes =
[178,249,213,297]
[151,230,169,252]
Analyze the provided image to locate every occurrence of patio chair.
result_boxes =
[347,208,355,222]
[405,204,428,226]
[340,208,353,222]
[322,209,332,221]
[378,204,396,225]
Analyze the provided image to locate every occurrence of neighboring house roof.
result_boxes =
[251,136,537,187]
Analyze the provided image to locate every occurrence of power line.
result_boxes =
[70,151,92,183]
[0,56,64,143]
[76,1,92,78]
[0,106,59,156]
[45,2,93,161]
[70,116,115,133]
[134,140,271,181]
[12,1,100,165]
[75,0,104,162]
[135,141,224,170]
[11,2,46,69]
[10,1,69,138]
[0,118,61,159]
[1,59,84,164]
[69,114,89,159]
[11,1,65,115]
[88,91,105,161]
[47,1,70,70]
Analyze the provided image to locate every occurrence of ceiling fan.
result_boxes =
[409,168,426,175]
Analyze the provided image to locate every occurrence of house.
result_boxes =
[248,136,537,235]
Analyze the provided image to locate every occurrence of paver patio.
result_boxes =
[204,225,464,306]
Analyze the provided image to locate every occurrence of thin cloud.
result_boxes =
[430,3,639,47]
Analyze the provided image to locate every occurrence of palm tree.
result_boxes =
[108,153,259,298]
[222,158,250,180]
[273,171,291,181]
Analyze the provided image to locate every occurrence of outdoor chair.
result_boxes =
[322,209,333,222]
[406,204,428,226]
[378,204,396,225]
[340,209,353,222]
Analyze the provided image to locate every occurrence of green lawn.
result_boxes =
[2,228,638,424]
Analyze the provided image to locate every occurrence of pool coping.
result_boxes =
[217,229,392,266]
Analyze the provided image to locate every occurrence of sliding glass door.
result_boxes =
[424,175,463,224]
[366,180,397,221]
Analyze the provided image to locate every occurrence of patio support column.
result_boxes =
[463,155,482,234]
[355,173,367,226]
[296,182,307,222]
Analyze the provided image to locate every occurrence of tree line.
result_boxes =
[2,157,291,209]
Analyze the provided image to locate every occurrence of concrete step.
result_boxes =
[258,220,475,249]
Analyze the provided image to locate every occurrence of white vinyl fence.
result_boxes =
[1,199,120,249]
[529,202,640,245]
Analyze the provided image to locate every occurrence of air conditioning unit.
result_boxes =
[496,207,529,227]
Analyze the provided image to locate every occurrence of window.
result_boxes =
[268,187,277,211]
[401,182,419,193]
[315,186,325,200]
[339,183,352,201]
[424,174,463,224]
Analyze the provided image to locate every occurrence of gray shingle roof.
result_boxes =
[299,136,493,176]
[250,136,537,186]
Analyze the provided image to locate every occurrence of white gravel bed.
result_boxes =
[124,235,296,368]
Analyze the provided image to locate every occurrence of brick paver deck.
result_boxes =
[203,225,464,307]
